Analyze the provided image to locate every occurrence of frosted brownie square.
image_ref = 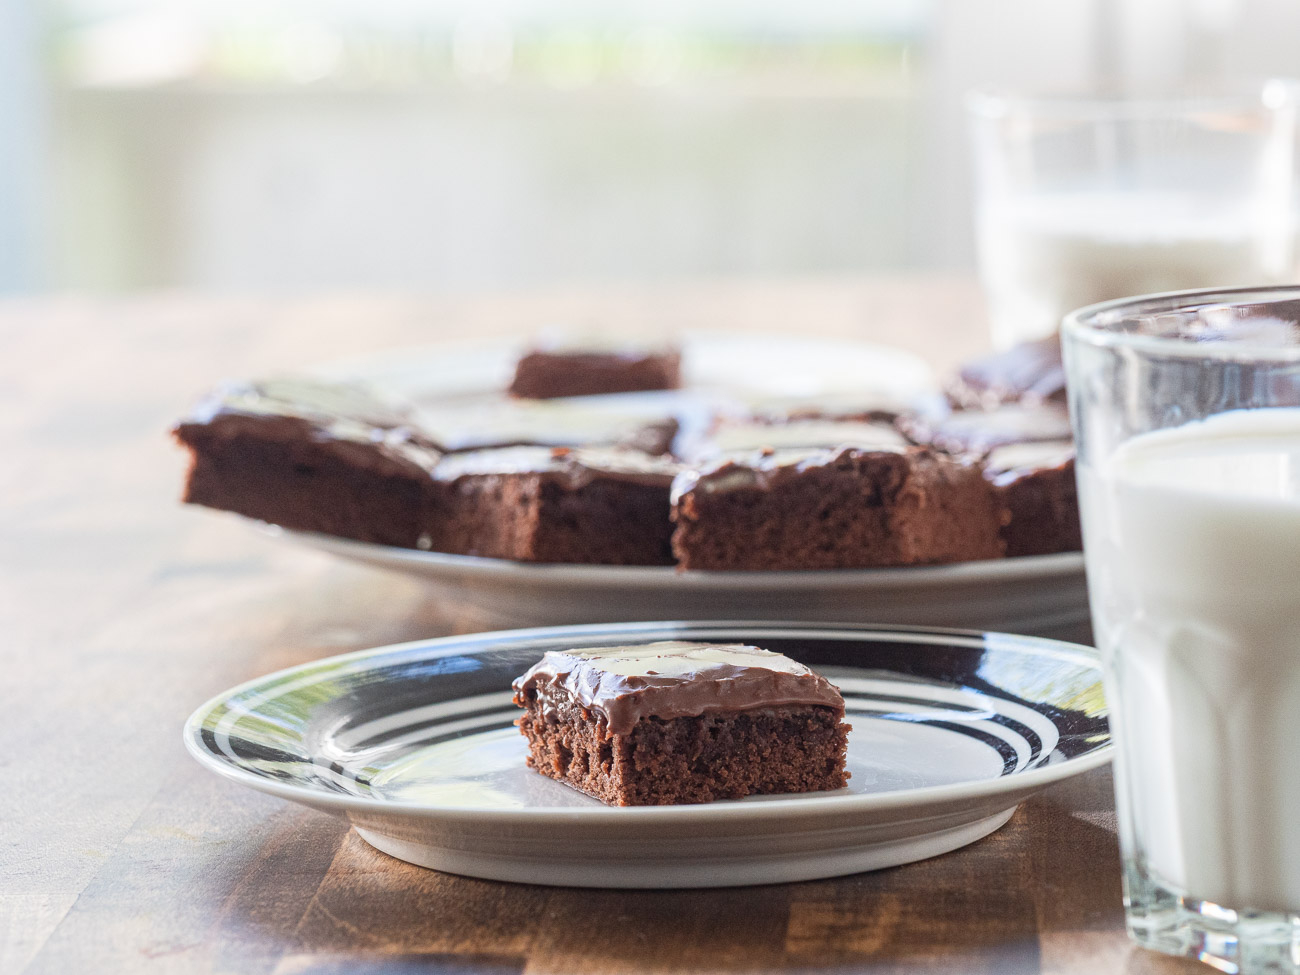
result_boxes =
[433,446,682,565]
[984,441,1081,557]
[508,344,682,399]
[512,641,849,806]
[670,446,1005,570]
[172,378,443,549]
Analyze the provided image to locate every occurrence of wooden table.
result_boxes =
[2,277,1202,974]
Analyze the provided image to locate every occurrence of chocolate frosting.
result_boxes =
[949,333,1066,409]
[413,398,679,454]
[703,419,908,456]
[433,444,682,488]
[670,444,909,504]
[984,440,1076,485]
[176,377,443,477]
[512,640,844,735]
[186,377,417,432]
[732,391,914,423]
[902,403,1072,456]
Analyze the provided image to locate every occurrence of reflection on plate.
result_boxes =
[185,621,1110,888]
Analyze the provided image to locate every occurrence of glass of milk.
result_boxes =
[971,83,1299,350]
[1064,285,1300,972]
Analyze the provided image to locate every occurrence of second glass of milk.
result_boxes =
[1064,285,1300,972]
[971,84,1299,350]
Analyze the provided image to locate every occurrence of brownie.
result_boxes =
[509,345,682,399]
[173,378,443,549]
[433,445,681,565]
[512,640,850,806]
[947,333,1067,410]
[984,441,1082,557]
[899,402,1073,456]
[670,446,1006,570]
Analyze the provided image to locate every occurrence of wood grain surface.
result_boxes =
[0,277,1203,974]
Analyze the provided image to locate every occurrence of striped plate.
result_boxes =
[184,621,1110,888]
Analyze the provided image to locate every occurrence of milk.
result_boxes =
[979,192,1292,349]
[1082,408,1300,911]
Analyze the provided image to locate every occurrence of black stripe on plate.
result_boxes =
[347,705,517,751]
[989,713,1045,768]
[946,674,1108,760]
[202,725,307,768]
[377,718,520,753]
[854,709,1023,775]
[844,695,1046,769]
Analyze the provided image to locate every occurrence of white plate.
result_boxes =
[185,621,1111,888]
[280,334,1089,640]
[279,529,1091,641]
[309,331,937,408]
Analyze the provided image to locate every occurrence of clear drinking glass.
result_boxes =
[970,83,1300,350]
[1064,285,1300,972]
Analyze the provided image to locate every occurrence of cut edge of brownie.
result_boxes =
[437,471,676,565]
[889,449,1008,565]
[515,697,849,806]
[670,447,1005,571]
[433,446,680,565]
[669,448,910,571]
[986,444,1082,557]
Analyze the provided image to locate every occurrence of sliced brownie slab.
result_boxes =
[433,445,681,565]
[173,378,443,549]
[985,441,1081,557]
[508,344,682,399]
[670,446,1005,570]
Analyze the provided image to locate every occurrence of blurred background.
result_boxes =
[3,0,1300,295]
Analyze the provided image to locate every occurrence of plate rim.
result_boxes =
[184,620,1111,823]
[272,526,1087,587]
[305,328,937,391]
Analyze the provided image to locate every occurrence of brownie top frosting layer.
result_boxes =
[413,398,679,454]
[187,377,416,431]
[705,419,908,455]
[949,333,1067,408]
[984,440,1076,484]
[902,403,1073,455]
[433,444,682,487]
[512,640,844,735]
[177,377,443,474]
[670,444,910,504]
[732,390,915,423]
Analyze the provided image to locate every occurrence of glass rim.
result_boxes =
[965,78,1300,120]
[1062,285,1300,362]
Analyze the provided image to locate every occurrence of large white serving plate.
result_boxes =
[278,529,1090,641]
[185,621,1110,889]
[309,331,937,407]
[277,333,1091,640]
